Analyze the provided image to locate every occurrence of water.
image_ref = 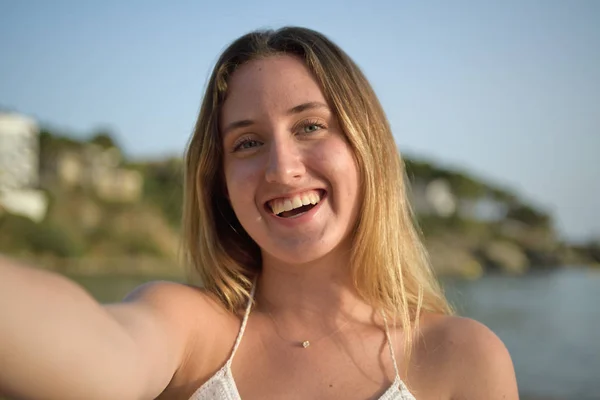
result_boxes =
[444,269,600,400]
[70,268,600,400]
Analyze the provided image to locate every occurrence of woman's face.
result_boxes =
[220,55,360,265]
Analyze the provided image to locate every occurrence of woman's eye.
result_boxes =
[234,139,261,152]
[300,121,326,134]
[304,124,321,133]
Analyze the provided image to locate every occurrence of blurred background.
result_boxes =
[1,1,599,399]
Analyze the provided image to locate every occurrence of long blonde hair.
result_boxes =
[184,26,452,356]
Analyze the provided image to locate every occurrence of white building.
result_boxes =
[0,112,39,191]
[0,112,47,222]
[410,178,457,217]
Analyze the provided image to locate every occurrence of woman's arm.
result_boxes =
[0,256,193,400]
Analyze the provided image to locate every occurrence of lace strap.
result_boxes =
[226,279,257,366]
[381,311,400,380]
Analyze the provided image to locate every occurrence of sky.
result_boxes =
[1,0,598,241]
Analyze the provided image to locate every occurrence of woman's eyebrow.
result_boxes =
[222,101,330,137]
[222,119,254,137]
[286,101,330,115]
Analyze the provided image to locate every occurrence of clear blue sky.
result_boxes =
[1,0,598,241]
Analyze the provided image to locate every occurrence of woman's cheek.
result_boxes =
[226,162,261,207]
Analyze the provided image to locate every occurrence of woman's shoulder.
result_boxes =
[412,313,519,399]
[122,281,241,353]
[125,280,238,328]
[123,281,243,395]
[418,313,507,353]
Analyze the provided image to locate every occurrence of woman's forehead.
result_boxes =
[221,55,328,123]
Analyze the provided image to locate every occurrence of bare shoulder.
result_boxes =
[121,280,237,344]
[418,314,508,357]
[414,314,519,400]
[124,280,229,319]
[106,281,240,397]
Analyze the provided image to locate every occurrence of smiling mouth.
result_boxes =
[266,189,325,218]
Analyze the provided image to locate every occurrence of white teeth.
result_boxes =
[268,190,322,215]
[292,197,303,209]
[283,199,293,212]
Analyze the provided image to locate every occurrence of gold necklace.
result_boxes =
[266,310,353,349]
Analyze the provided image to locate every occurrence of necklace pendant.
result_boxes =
[302,340,310,348]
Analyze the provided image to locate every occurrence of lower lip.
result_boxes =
[267,192,327,227]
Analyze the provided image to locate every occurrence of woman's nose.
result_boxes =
[264,138,306,184]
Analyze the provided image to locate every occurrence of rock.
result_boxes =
[426,239,484,279]
[481,240,529,274]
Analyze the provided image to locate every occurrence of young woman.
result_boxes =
[0,27,519,400]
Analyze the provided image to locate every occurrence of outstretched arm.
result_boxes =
[0,256,191,400]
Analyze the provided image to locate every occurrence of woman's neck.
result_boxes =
[255,248,376,329]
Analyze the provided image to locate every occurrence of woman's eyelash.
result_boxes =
[298,119,327,133]
[232,136,260,152]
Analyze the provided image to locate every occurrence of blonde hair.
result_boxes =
[184,26,452,359]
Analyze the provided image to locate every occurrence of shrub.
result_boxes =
[0,213,84,257]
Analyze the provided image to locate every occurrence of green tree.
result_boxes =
[89,130,119,150]
[506,204,551,228]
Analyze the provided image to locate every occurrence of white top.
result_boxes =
[189,283,416,400]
